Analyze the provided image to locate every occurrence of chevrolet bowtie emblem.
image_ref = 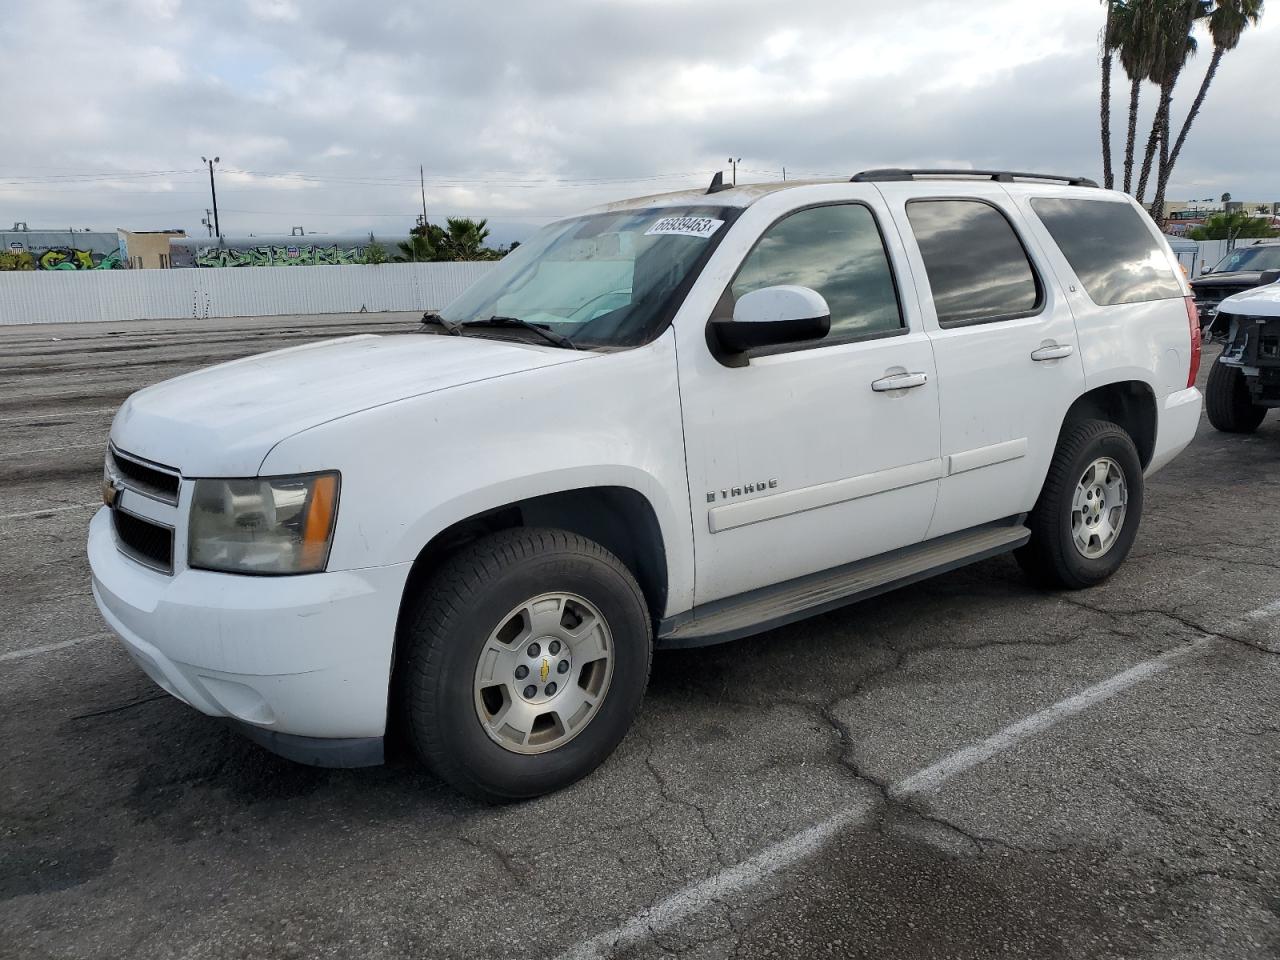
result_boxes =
[102,475,122,508]
[539,659,550,683]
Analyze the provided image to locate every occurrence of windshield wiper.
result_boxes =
[420,311,464,336]
[465,315,580,350]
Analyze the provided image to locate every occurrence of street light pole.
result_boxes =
[202,156,222,239]
[727,157,741,186]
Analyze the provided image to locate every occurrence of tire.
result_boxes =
[400,528,652,801]
[1016,419,1144,590]
[1205,361,1266,434]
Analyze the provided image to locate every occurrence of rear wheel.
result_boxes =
[1016,419,1144,590]
[1205,361,1266,433]
[400,528,652,801]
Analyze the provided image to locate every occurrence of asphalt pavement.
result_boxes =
[1,314,1277,960]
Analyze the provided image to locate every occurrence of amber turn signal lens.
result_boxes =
[299,473,340,571]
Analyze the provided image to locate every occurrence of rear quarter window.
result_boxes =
[1031,198,1182,306]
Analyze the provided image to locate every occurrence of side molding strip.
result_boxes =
[946,437,1028,476]
[708,458,945,533]
[705,437,1029,534]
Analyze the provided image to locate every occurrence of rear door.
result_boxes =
[877,181,1087,539]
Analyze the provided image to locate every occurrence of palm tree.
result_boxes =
[1100,1,1120,189]
[1152,0,1265,213]
[440,218,492,261]
[394,233,437,263]
[1113,0,1159,193]
[1134,0,1202,206]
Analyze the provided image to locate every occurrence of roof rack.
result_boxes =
[851,168,1099,188]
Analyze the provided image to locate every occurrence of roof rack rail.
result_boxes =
[851,168,1099,188]
[706,171,734,194]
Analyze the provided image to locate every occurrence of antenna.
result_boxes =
[706,171,732,195]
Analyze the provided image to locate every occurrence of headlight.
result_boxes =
[188,472,340,575]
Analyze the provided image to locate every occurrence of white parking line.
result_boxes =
[0,442,100,458]
[559,597,1277,960]
[0,407,115,424]
[0,503,98,522]
[1,632,112,662]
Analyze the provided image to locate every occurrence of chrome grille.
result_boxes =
[108,445,180,505]
[111,508,174,575]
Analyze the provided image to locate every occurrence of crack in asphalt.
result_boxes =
[67,693,169,721]
[458,834,530,889]
[1056,595,1280,657]
[635,727,729,872]
[605,591,1280,957]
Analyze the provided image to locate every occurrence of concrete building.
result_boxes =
[118,229,187,269]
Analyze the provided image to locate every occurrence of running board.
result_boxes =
[657,521,1030,648]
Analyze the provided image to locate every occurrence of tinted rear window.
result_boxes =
[1031,198,1182,305]
[906,199,1040,326]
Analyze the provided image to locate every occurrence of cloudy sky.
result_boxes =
[2,0,1276,245]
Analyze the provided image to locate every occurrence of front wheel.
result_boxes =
[400,528,652,801]
[1205,361,1266,434]
[1016,419,1144,590]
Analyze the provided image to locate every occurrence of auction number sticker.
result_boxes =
[644,216,725,239]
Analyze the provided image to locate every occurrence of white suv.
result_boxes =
[90,169,1203,799]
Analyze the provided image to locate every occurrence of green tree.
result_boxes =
[393,217,500,262]
[1186,210,1277,240]
[362,239,389,264]
[438,217,493,260]
[393,220,440,262]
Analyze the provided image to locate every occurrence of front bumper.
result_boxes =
[88,507,412,764]
[1146,386,1203,477]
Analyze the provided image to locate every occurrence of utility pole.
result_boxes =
[727,157,741,186]
[201,157,222,239]
[782,166,787,182]
[419,164,429,232]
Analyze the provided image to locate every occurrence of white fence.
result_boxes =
[1174,239,1232,278]
[0,262,497,326]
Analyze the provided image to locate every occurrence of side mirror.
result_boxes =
[1260,269,1280,285]
[711,285,831,354]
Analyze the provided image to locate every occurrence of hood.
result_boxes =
[1219,282,1280,319]
[111,333,590,476]
[1191,271,1264,289]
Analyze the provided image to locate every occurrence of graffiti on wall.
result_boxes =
[194,243,367,268]
[35,248,124,271]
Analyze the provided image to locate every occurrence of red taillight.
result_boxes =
[1184,295,1202,388]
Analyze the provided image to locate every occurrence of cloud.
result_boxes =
[0,0,1275,243]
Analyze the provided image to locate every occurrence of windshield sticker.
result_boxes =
[644,216,725,239]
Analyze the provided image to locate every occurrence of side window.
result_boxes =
[730,203,903,349]
[1030,197,1182,305]
[906,199,1040,326]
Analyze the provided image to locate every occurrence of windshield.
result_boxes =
[439,205,736,348]
[1209,245,1280,274]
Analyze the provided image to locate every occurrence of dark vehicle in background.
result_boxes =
[1192,240,1280,339]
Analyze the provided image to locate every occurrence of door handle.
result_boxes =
[871,371,929,392]
[1030,343,1074,362]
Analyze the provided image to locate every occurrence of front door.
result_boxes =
[675,187,943,606]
